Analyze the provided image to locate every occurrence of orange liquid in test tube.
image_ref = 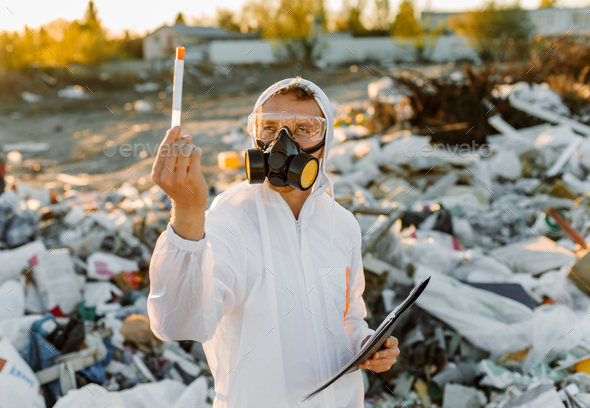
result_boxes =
[171,47,185,128]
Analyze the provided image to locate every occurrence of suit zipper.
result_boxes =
[292,196,331,405]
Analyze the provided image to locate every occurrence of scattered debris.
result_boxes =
[133,100,153,112]
[325,68,590,407]
[21,92,43,103]
[133,83,159,93]
[57,85,91,100]
[2,142,51,155]
[3,58,590,407]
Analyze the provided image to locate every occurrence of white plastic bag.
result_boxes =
[31,250,82,314]
[487,150,522,181]
[453,250,514,282]
[0,240,46,286]
[414,268,533,358]
[84,282,123,308]
[0,315,43,352]
[414,269,588,369]
[490,236,576,275]
[54,383,123,408]
[86,252,139,280]
[0,331,46,408]
[121,377,209,408]
[54,377,211,408]
[0,279,24,321]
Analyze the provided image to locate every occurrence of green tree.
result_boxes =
[115,30,143,59]
[390,0,432,61]
[373,0,391,30]
[174,12,186,25]
[84,1,99,24]
[0,0,144,72]
[391,0,420,37]
[335,0,367,35]
[78,1,107,64]
[216,8,241,32]
[43,18,77,65]
[241,0,327,61]
[240,0,271,33]
[450,1,534,61]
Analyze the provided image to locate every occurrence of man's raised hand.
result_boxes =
[151,126,208,240]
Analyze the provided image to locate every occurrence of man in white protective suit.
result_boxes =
[148,77,401,407]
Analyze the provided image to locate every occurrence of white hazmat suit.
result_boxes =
[148,78,375,407]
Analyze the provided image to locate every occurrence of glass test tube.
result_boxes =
[171,46,185,128]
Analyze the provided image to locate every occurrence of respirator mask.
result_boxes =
[245,112,326,191]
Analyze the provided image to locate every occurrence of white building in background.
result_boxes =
[421,7,590,36]
[142,24,480,68]
[207,33,480,66]
[529,7,590,35]
[142,25,256,62]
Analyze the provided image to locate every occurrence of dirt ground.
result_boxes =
[2,67,367,190]
[0,63,451,194]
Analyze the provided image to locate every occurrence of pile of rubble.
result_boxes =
[3,57,590,407]
[323,67,590,407]
[0,182,213,407]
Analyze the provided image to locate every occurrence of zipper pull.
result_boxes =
[296,220,301,232]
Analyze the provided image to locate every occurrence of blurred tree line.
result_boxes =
[212,0,425,61]
[0,1,142,72]
[449,1,535,61]
[216,0,420,37]
[214,0,536,62]
[0,0,542,71]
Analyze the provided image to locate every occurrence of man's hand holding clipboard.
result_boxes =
[357,335,400,372]
[303,277,431,402]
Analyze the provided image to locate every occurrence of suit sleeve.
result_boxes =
[344,223,376,353]
[147,222,244,343]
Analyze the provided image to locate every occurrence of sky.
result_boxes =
[2,0,589,35]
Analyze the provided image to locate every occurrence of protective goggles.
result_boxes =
[247,112,327,144]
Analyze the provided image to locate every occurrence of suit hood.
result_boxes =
[251,77,334,195]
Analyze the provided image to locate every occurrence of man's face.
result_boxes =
[257,93,325,194]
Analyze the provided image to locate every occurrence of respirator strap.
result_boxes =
[301,138,325,154]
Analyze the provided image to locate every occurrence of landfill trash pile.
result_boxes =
[0,181,214,408]
[378,36,590,149]
[507,36,590,123]
[3,56,590,407]
[321,63,590,407]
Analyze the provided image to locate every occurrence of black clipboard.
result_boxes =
[302,276,431,401]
